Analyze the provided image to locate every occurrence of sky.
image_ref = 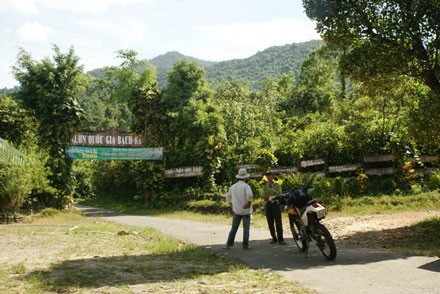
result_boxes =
[0,0,321,89]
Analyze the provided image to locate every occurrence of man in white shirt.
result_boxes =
[224,168,253,250]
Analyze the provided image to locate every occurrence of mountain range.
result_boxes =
[89,39,323,89]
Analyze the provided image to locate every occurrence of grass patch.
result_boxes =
[331,191,440,215]
[380,217,440,256]
[0,209,312,293]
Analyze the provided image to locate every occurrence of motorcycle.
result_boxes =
[275,186,337,261]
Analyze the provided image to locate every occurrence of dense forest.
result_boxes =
[86,39,323,89]
[1,0,440,213]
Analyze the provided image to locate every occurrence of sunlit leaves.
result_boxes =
[13,45,85,204]
[303,0,440,93]
[0,95,34,147]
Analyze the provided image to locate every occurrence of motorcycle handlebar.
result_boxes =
[281,185,314,195]
[275,185,315,206]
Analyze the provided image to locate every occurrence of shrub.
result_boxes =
[0,150,51,213]
[344,177,361,196]
[428,171,440,190]
[91,161,137,201]
[365,177,384,195]
[281,173,316,191]
[411,184,423,194]
[281,174,302,190]
[38,207,61,217]
[247,179,262,198]
[312,176,335,197]
[184,199,228,214]
[0,164,30,213]
[72,161,96,199]
[334,176,344,196]
[183,197,266,215]
[381,178,397,195]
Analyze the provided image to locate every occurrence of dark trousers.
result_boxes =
[226,214,251,248]
[265,201,284,242]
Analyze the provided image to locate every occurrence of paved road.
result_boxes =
[77,205,440,294]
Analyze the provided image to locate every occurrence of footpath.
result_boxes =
[77,204,440,294]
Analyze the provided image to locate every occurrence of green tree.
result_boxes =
[287,45,340,116]
[303,0,440,94]
[104,49,152,102]
[13,45,85,208]
[213,81,261,173]
[88,52,162,204]
[211,79,286,179]
[408,88,440,146]
[77,74,136,132]
[95,50,157,132]
[304,1,440,145]
[163,59,211,167]
[0,95,35,147]
[274,128,303,167]
[299,120,345,174]
[276,71,296,97]
[164,59,210,111]
[129,83,165,147]
[129,83,167,204]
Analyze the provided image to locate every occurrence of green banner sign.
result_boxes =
[66,146,163,160]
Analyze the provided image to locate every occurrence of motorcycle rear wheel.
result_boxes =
[312,223,337,261]
[289,216,308,252]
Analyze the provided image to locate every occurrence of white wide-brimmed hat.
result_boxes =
[236,168,250,179]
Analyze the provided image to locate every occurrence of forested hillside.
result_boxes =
[205,40,323,88]
[86,40,323,88]
[148,51,215,88]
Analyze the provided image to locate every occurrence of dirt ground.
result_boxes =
[324,209,440,247]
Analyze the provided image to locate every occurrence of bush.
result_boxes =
[247,179,262,198]
[72,161,96,199]
[335,176,344,196]
[365,177,383,195]
[344,177,361,196]
[380,178,397,195]
[311,176,335,198]
[281,174,302,190]
[91,161,137,201]
[184,199,229,214]
[411,184,423,194]
[281,173,316,191]
[428,171,440,190]
[183,197,266,215]
[0,150,51,213]
[0,164,31,213]
[38,207,61,217]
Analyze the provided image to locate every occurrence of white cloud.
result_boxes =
[205,18,319,48]
[113,20,148,46]
[0,0,153,15]
[40,0,154,14]
[190,17,320,61]
[75,18,148,49]
[0,0,38,15]
[17,22,53,42]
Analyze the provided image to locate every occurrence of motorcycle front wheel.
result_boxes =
[289,216,308,252]
[312,223,337,261]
